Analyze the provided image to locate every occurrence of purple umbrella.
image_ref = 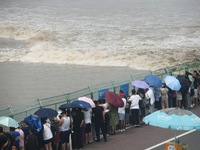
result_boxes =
[132,80,150,89]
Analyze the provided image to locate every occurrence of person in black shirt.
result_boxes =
[92,101,107,142]
[0,126,10,150]
[71,108,84,150]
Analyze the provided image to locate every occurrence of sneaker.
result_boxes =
[191,105,193,108]
[104,139,107,142]
[122,129,125,132]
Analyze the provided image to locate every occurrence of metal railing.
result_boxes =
[0,59,200,122]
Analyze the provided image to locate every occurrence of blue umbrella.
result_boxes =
[59,103,82,110]
[144,74,163,88]
[143,108,200,130]
[164,76,181,91]
[132,80,150,89]
[71,100,91,109]
[24,115,42,132]
[34,108,58,118]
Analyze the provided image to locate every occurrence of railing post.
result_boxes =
[37,99,43,108]
[63,92,70,103]
[110,80,116,93]
[88,86,94,100]
[149,70,152,74]
[130,75,134,81]
[7,105,14,118]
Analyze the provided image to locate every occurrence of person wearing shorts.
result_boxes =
[59,111,72,150]
[83,108,92,145]
[42,121,53,150]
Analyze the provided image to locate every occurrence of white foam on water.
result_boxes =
[0,0,200,70]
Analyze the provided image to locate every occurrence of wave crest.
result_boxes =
[0,24,200,70]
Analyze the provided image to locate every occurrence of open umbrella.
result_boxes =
[34,108,58,118]
[24,115,42,132]
[0,116,19,128]
[71,100,92,109]
[144,74,163,88]
[132,80,150,89]
[164,75,181,91]
[143,108,200,130]
[143,108,200,148]
[59,103,82,110]
[78,96,95,108]
[104,91,124,107]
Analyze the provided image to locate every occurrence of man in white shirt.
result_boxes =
[128,89,141,127]
[145,87,155,114]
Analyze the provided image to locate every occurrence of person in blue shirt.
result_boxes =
[10,127,20,149]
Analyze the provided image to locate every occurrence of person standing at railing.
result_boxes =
[145,87,155,114]
[128,89,141,127]
[92,100,107,142]
[192,70,200,107]
[0,126,10,150]
[118,91,126,132]
[41,118,53,150]
[160,83,169,109]
[59,110,72,150]
[15,127,25,150]
[108,102,119,135]
[83,108,92,145]
[71,108,84,150]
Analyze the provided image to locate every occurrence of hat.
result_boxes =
[119,93,125,98]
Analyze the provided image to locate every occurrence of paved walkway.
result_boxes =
[80,105,200,150]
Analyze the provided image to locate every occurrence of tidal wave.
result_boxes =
[0,0,200,70]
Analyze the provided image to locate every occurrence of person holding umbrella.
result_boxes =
[104,91,123,135]
[107,103,119,135]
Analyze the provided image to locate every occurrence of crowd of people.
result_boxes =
[0,70,200,150]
